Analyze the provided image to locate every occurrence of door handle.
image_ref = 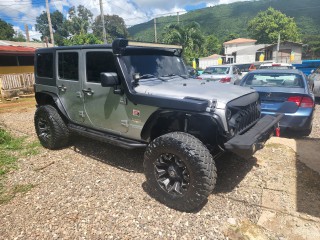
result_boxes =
[82,88,94,96]
[57,85,67,91]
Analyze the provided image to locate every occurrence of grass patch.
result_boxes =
[0,128,38,205]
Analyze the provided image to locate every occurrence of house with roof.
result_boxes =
[222,38,302,64]
[0,40,51,98]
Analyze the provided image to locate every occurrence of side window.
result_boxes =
[36,53,53,78]
[86,51,117,83]
[58,52,78,80]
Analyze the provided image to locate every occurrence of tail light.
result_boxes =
[220,77,231,83]
[287,96,314,108]
[196,76,202,80]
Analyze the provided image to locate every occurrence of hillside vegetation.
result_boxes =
[128,0,320,43]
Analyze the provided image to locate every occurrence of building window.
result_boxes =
[36,53,53,78]
[58,52,78,80]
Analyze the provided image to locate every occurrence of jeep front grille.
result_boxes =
[227,101,261,135]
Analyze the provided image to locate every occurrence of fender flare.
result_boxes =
[35,91,69,120]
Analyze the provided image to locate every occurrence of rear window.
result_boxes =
[36,53,53,78]
[203,67,229,74]
[58,52,78,80]
[259,65,293,70]
[243,73,304,88]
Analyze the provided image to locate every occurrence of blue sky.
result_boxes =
[0,0,249,40]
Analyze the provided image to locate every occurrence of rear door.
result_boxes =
[56,50,84,123]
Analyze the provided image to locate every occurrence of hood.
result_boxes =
[134,77,256,108]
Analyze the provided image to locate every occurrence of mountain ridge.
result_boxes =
[128,0,320,43]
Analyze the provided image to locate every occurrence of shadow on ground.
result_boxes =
[71,136,145,173]
[213,153,257,193]
[295,137,320,218]
[70,136,257,211]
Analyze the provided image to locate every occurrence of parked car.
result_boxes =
[259,63,294,69]
[34,39,282,212]
[233,63,252,77]
[198,65,241,84]
[308,66,320,97]
[240,69,315,136]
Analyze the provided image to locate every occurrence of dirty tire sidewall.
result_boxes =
[34,105,70,150]
[144,132,217,212]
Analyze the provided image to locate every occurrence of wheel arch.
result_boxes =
[35,92,69,120]
[141,109,224,148]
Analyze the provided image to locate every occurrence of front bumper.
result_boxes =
[224,114,283,158]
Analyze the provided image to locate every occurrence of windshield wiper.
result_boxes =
[160,74,188,80]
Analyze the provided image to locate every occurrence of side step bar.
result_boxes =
[68,124,147,149]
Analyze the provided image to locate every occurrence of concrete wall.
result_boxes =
[236,54,256,64]
[199,59,219,69]
[270,43,302,63]
[224,42,255,55]
[0,66,34,74]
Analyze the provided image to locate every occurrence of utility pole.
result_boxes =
[45,0,54,46]
[24,24,30,42]
[154,18,157,43]
[177,12,180,24]
[99,0,107,43]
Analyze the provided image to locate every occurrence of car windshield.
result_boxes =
[203,67,229,74]
[244,73,304,88]
[122,54,187,81]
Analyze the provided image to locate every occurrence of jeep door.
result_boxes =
[56,50,84,123]
[82,50,129,134]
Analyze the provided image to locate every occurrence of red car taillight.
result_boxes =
[287,96,314,108]
[220,77,231,83]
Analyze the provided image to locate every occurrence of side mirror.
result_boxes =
[100,72,120,87]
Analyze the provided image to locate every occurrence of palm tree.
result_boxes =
[162,22,205,63]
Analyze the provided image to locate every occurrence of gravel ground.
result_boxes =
[0,101,319,239]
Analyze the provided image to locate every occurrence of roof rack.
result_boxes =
[112,38,182,54]
[128,41,182,49]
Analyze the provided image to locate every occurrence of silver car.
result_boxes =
[308,67,320,97]
[198,65,241,84]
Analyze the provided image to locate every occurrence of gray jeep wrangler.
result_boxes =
[34,39,282,211]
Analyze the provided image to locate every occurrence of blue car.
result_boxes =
[240,69,315,136]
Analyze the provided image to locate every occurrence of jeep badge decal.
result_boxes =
[133,109,140,117]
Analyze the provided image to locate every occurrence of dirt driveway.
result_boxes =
[0,98,319,239]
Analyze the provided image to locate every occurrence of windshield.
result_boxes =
[203,67,229,74]
[122,54,187,80]
[243,73,304,88]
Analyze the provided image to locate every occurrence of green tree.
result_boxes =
[12,31,26,42]
[92,14,129,42]
[0,18,15,40]
[63,33,102,46]
[248,7,300,44]
[162,22,205,63]
[302,35,320,59]
[66,5,93,35]
[203,35,222,56]
[35,10,68,45]
[223,33,240,43]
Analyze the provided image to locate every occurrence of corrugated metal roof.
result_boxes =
[0,45,36,54]
[223,38,257,45]
[0,40,53,48]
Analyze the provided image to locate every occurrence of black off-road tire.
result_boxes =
[34,105,70,149]
[144,132,217,212]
